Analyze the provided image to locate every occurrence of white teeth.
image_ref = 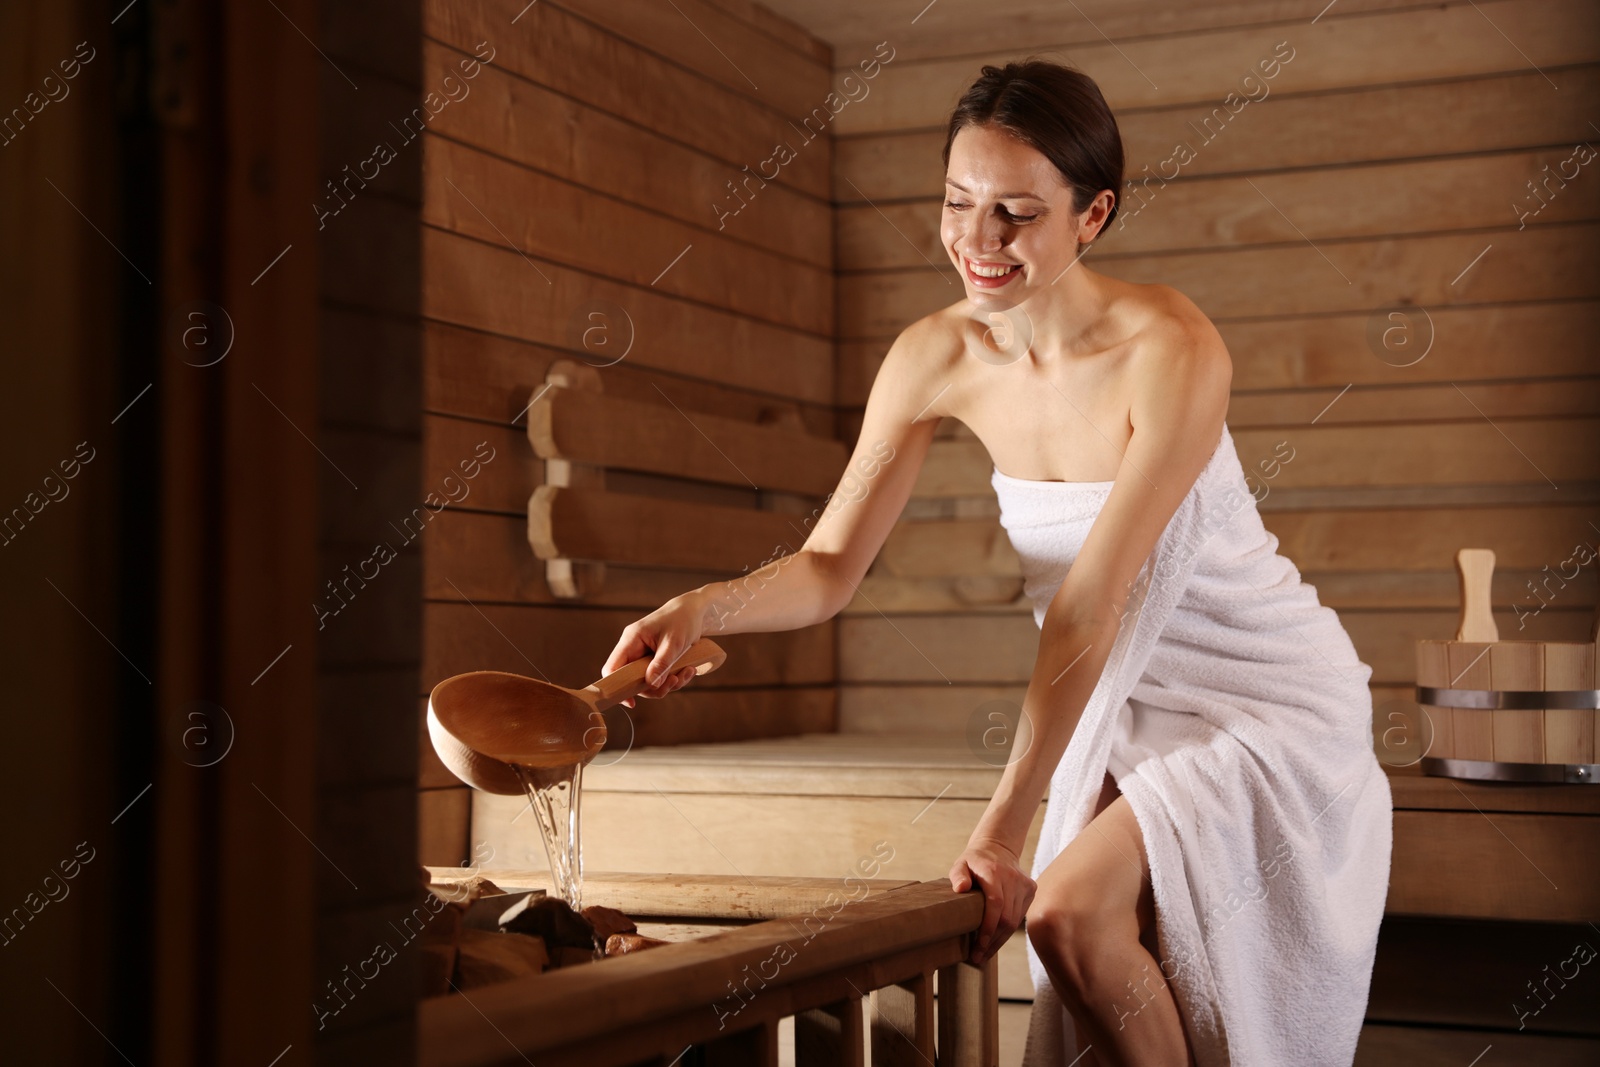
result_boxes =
[969,261,1018,278]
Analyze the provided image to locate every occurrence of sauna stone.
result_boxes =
[604,933,668,956]
[461,889,544,932]
[454,928,550,988]
[581,904,636,941]
[499,893,596,950]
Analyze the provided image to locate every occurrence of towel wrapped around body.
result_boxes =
[991,425,1392,1067]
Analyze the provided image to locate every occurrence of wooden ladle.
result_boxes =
[427,638,727,795]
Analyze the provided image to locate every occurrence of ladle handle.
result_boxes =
[584,637,727,712]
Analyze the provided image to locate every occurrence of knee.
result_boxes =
[1026,891,1116,998]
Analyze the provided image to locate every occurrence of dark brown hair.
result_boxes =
[942,60,1125,239]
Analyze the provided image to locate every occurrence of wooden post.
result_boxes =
[872,970,935,1065]
[937,956,1000,1067]
[795,995,865,1067]
[702,1017,779,1066]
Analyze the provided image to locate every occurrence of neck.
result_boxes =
[1004,256,1108,361]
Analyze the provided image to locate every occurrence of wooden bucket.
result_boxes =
[1415,549,1599,784]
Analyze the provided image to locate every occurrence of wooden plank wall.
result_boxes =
[311,2,427,1061]
[824,0,1600,744]
[416,0,840,864]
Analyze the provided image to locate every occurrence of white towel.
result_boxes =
[990,425,1392,1067]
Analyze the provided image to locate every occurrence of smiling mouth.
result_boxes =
[963,257,1022,288]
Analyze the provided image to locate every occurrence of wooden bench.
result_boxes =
[417,872,999,1067]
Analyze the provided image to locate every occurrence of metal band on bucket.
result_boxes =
[1420,757,1598,785]
[1415,686,1600,710]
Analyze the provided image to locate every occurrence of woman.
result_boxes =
[603,61,1392,1067]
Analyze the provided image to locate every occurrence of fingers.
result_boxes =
[603,623,651,677]
[955,853,1036,965]
[645,635,686,688]
[949,859,973,893]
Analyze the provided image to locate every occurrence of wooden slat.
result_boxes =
[798,0,1427,65]
[1545,641,1596,763]
[418,786,472,867]
[422,601,834,690]
[1266,507,1599,572]
[422,227,832,402]
[425,508,757,607]
[1356,1024,1600,1066]
[549,0,829,120]
[424,136,832,335]
[422,416,529,513]
[840,147,1600,269]
[1388,809,1600,921]
[1490,641,1545,763]
[877,528,1599,602]
[835,66,1600,202]
[871,973,934,1066]
[424,47,832,269]
[423,322,834,435]
[529,485,815,571]
[843,574,1027,614]
[795,996,865,1067]
[839,684,1025,735]
[1229,379,1600,428]
[878,518,1020,579]
[839,614,1039,684]
[704,1018,779,1066]
[1414,642,1455,759]
[937,958,1000,1067]
[831,0,1599,134]
[834,607,1595,686]
[1447,642,1496,760]
[1385,769,1600,815]
[529,386,848,494]
[840,223,1600,337]
[845,565,1596,617]
[424,0,831,199]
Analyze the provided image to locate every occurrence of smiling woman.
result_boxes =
[611,56,1390,1067]
[941,63,1124,292]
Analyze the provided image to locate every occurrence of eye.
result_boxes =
[1001,209,1038,223]
[943,200,970,210]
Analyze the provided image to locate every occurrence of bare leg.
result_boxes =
[1026,775,1192,1067]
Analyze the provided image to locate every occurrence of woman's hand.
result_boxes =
[949,836,1035,966]
[602,591,711,709]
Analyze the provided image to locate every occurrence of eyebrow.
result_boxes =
[945,179,1047,201]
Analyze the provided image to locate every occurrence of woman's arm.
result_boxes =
[604,316,954,690]
[693,320,952,631]
[954,301,1232,959]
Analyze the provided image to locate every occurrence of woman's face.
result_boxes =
[941,123,1104,310]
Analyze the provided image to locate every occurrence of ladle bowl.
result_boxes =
[428,638,727,794]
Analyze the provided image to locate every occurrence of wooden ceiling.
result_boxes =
[752,0,1440,62]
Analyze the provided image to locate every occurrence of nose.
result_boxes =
[962,212,1007,257]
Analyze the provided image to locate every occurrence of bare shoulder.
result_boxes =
[1126,283,1232,401]
[868,304,969,419]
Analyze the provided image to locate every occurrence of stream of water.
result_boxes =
[513,761,586,911]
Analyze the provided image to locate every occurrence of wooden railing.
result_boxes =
[418,872,999,1067]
